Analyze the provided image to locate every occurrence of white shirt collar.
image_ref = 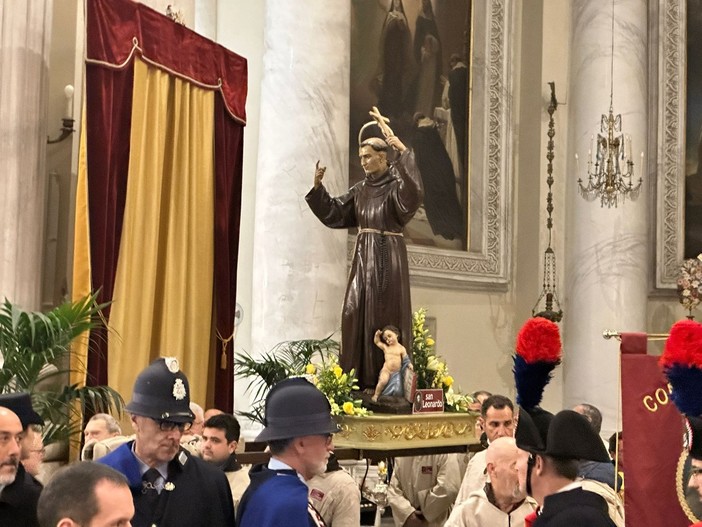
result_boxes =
[268,457,306,484]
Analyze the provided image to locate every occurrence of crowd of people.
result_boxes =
[0,354,634,527]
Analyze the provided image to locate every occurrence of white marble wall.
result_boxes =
[564,0,649,436]
[248,2,351,378]
[0,1,53,309]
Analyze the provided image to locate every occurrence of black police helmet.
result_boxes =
[256,378,341,442]
[125,357,194,423]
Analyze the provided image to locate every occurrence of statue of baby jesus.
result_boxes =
[372,326,412,402]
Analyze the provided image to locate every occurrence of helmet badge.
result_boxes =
[173,378,187,400]
[165,357,180,373]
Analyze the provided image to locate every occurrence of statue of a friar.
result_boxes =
[305,108,424,392]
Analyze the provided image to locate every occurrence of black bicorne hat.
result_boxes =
[518,408,609,463]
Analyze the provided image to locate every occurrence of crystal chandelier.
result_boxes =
[576,0,643,208]
[532,82,563,323]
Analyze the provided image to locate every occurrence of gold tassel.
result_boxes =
[217,326,236,371]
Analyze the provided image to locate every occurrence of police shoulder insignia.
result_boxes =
[173,378,187,400]
[165,357,180,373]
[179,451,188,465]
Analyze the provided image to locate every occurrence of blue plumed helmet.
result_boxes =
[660,320,702,460]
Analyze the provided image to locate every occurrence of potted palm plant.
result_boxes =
[0,292,124,446]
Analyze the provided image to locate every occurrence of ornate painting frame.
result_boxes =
[348,0,515,291]
[654,0,686,290]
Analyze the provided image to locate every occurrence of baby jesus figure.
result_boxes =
[372,326,412,402]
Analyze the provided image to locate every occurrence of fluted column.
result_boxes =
[248,2,350,377]
[0,1,53,309]
[564,0,649,435]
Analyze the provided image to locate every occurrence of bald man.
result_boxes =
[0,407,42,526]
[445,437,536,526]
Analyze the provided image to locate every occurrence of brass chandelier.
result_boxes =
[576,0,642,208]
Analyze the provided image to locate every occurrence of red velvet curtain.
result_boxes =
[84,0,246,411]
[212,95,244,411]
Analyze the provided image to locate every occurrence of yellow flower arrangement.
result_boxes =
[411,308,474,412]
[308,355,370,417]
[305,364,317,375]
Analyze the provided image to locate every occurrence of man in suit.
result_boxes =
[237,377,340,527]
[0,396,43,526]
[99,357,234,527]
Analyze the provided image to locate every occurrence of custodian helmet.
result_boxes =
[256,378,340,442]
[125,357,194,423]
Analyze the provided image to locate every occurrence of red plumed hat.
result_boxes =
[513,317,562,410]
[660,319,702,417]
[516,317,562,364]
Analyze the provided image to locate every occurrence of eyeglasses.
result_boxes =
[153,419,192,433]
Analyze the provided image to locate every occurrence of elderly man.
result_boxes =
[445,437,536,526]
[84,413,122,443]
[99,357,234,527]
[0,406,41,526]
[387,454,461,527]
[516,409,616,526]
[37,462,134,527]
[0,393,44,466]
[572,403,619,490]
[455,395,515,504]
[237,377,340,527]
[189,402,205,436]
[201,413,249,511]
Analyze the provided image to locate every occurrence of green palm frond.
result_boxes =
[234,336,339,425]
[0,293,123,445]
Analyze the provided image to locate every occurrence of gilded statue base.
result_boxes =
[334,412,479,451]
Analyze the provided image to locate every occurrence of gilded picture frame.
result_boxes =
[348,0,516,290]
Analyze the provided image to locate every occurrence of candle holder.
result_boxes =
[47,118,75,144]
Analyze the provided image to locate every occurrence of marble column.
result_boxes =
[247,1,350,398]
[0,1,53,310]
[563,0,649,436]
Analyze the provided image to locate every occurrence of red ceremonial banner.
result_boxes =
[621,335,689,527]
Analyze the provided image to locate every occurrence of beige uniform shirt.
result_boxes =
[580,479,625,527]
[454,449,488,506]
[307,469,360,527]
[444,487,537,527]
[387,454,461,527]
[226,468,250,513]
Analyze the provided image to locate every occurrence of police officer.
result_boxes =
[99,357,234,527]
[236,377,340,527]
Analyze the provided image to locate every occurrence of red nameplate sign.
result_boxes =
[412,389,444,413]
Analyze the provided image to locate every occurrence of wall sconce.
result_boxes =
[47,84,75,144]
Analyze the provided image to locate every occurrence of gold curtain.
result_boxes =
[108,57,215,408]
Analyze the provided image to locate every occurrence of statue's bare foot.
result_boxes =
[371,395,379,402]
[363,388,374,395]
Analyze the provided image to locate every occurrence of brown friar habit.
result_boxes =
[306,149,423,390]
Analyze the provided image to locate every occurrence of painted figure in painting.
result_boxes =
[377,0,412,122]
[372,326,412,401]
[306,116,423,391]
